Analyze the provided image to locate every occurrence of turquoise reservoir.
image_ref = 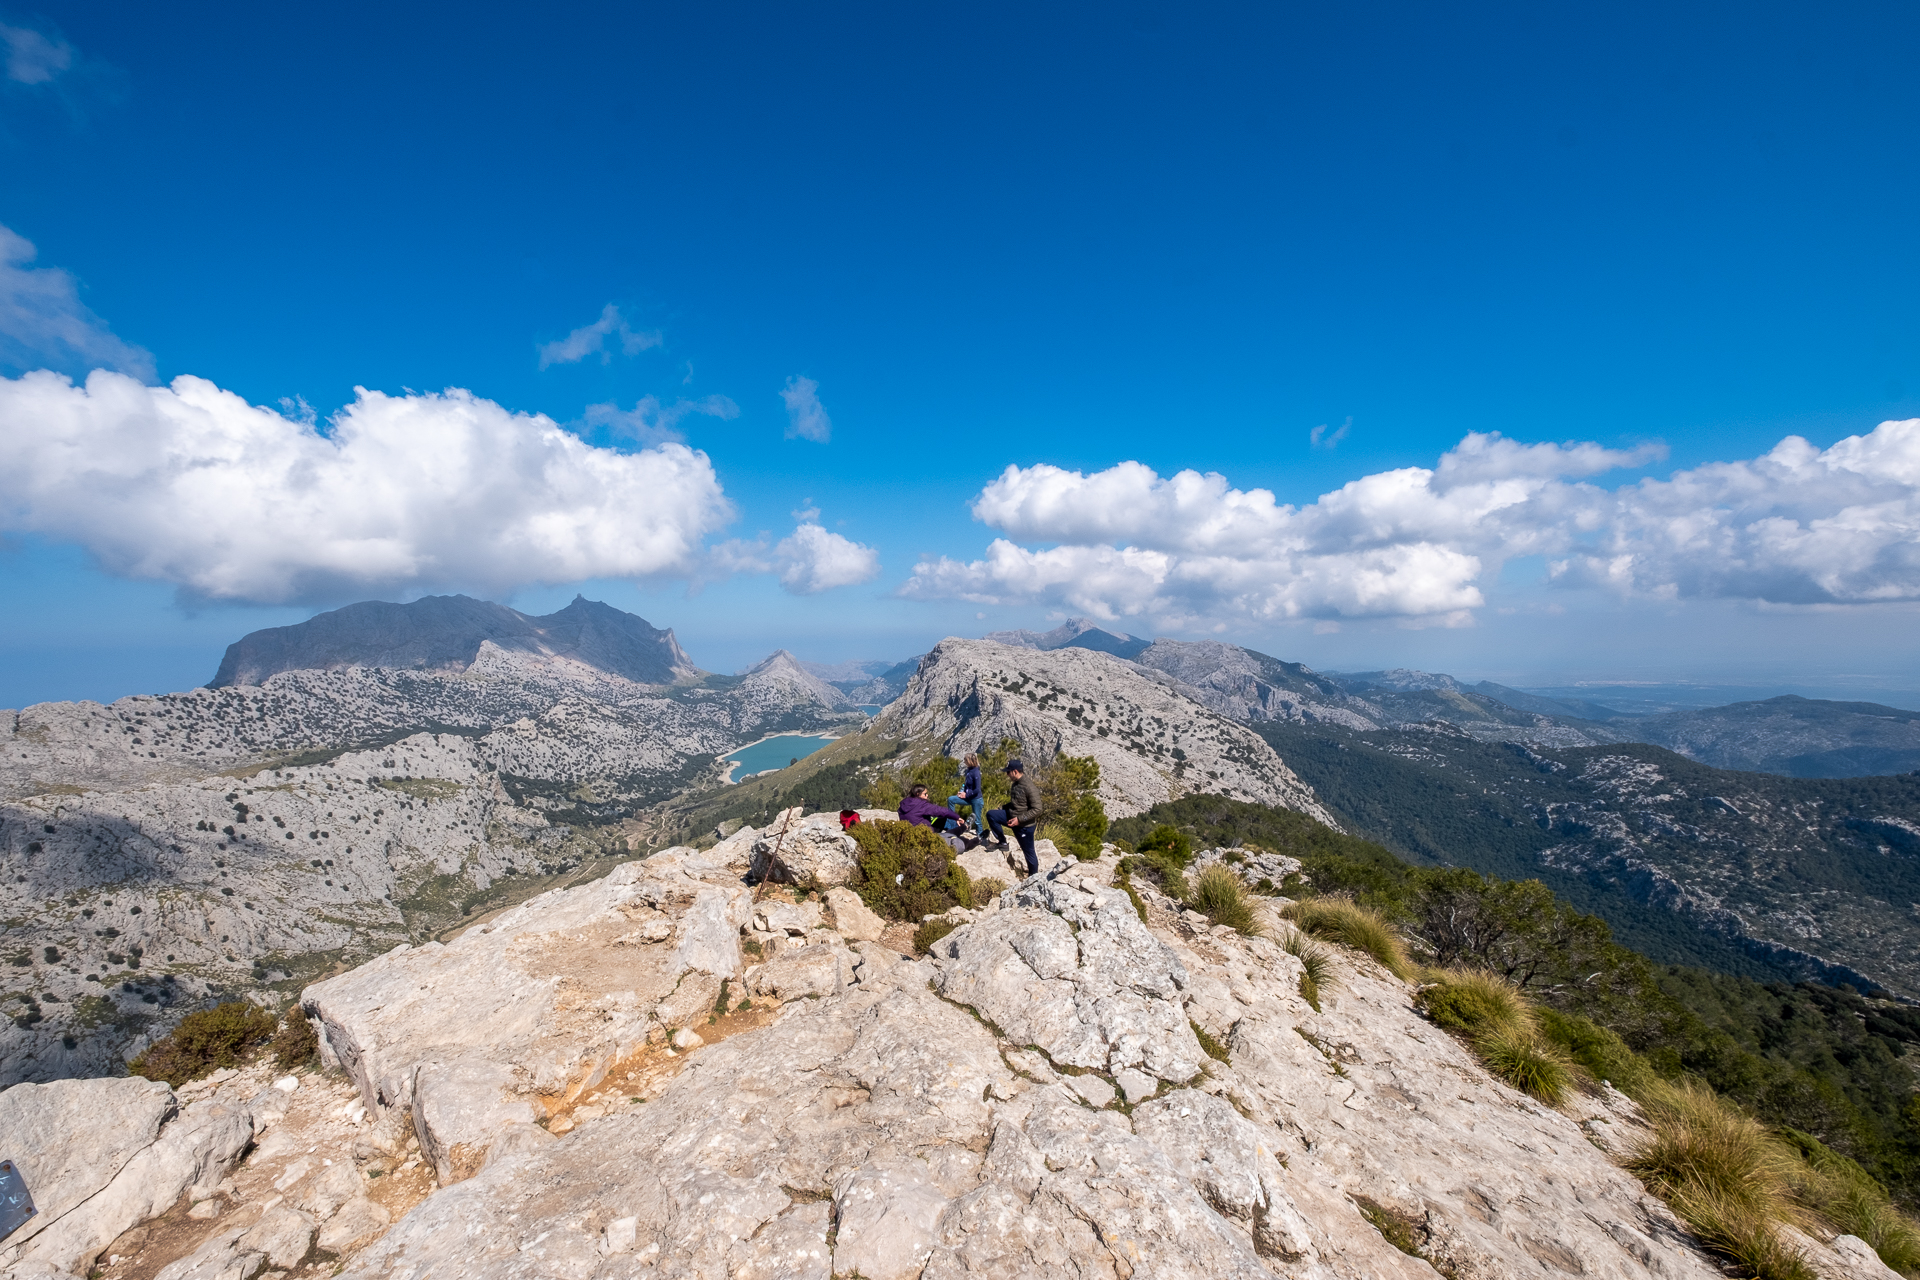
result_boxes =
[724,734,835,782]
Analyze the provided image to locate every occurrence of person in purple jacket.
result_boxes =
[898,784,967,854]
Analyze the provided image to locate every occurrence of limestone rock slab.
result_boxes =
[0,1077,175,1254]
[410,1058,540,1184]
[832,1162,949,1280]
[934,868,1201,1083]
[824,887,885,942]
[750,812,861,886]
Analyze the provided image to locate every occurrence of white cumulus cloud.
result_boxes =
[537,304,662,369]
[780,375,831,442]
[1552,419,1920,605]
[905,424,1920,628]
[773,523,879,593]
[0,369,734,604]
[712,518,879,595]
[0,225,155,381]
[1,22,72,85]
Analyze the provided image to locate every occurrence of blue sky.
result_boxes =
[2,1,1918,709]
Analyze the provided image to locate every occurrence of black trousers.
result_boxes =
[987,809,1039,874]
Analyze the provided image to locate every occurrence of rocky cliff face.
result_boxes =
[209,594,700,688]
[10,823,1893,1280]
[0,732,597,1085]
[876,639,1335,824]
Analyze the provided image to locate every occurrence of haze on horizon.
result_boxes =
[1,3,1917,711]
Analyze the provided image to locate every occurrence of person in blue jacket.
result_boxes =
[946,753,984,833]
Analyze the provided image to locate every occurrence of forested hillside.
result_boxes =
[1253,720,1920,997]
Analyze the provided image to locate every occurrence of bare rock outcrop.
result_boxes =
[23,825,1905,1280]
[301,842,756,1179]
[268,838,1756,1280]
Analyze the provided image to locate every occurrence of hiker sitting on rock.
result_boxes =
[898,784,968,854]
[986,758,1042,876]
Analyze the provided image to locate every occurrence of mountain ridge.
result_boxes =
[210,594,700,688]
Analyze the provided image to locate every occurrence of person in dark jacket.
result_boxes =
[986,759,1042,875]
[898,784,966,854]
[946,753,984,832]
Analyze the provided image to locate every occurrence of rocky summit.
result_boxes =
[2,816,1896,1280]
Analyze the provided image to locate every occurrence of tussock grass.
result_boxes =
[1281,929,1335,1010]
[1417,967,1531,1038]
[1627,1080,1815,1280]
[1781,1130,1920,1277]
[1475,1027,1573,1106]
[1416,968,1573,1105]
[1190,866,1263,936]
[971,877,1008,908]
[1281,898,1411,979]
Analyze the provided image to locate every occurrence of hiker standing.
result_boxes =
[947,753,984,832]
[986,758,1042,876]
[898,784,968,855]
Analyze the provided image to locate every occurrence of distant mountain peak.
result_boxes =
[984,617,1150,659]
[209,594,700,688]
[741,649,847,707]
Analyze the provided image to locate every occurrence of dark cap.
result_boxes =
[1005,759,1025,773]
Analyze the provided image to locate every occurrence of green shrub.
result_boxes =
[858,774,904,810]
[1137,825,1193,866]
[1283,929,1335,1010]
[847,820,970,921]
[1036,754,1107,859]
[130,1000,278,1086]
[908,754,961,800]
[1127,828,1194,901]
[1190,866,1263,936]
[272,1007,319,1071]
[1537,1007,1658,1097]
[1283,898,1411,979]
[914,918,960,955]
